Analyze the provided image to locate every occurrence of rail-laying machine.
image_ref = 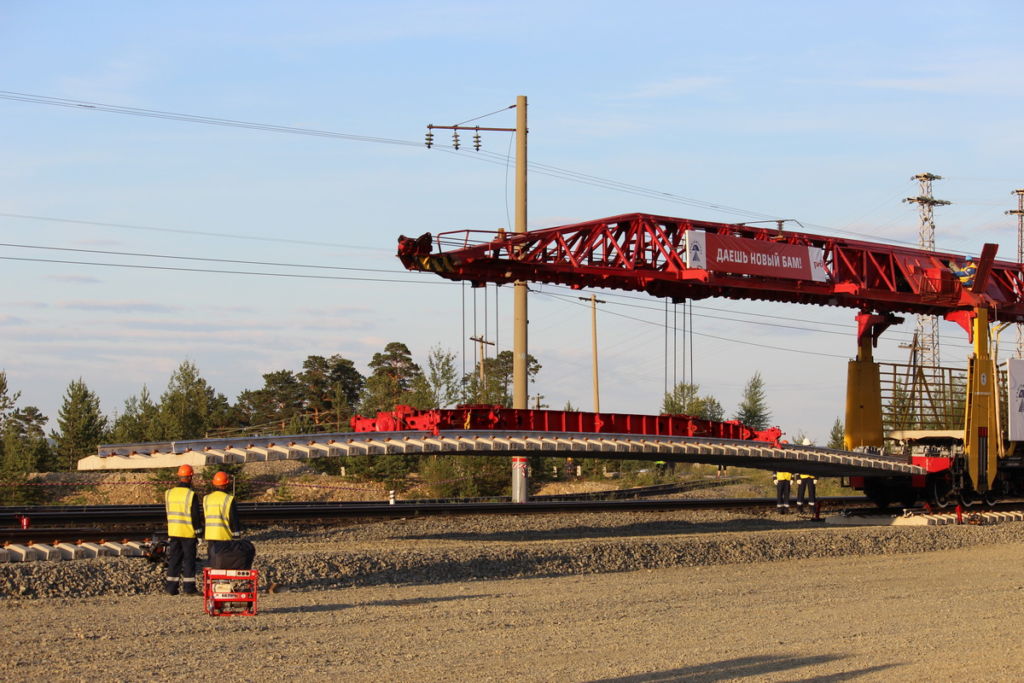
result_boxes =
[399,212,1024,508]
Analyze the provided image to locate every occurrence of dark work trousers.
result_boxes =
[797,479,817,510]
[165,537,198,595]
[775,480,791,509]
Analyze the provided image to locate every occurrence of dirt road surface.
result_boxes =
[5,541,1024,682]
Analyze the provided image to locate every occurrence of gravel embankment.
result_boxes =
[4,509,1024,599]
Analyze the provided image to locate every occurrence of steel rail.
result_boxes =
[1,496,868,530]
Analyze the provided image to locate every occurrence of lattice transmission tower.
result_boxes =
[1008,188,1024,357]
[903,172,951,368]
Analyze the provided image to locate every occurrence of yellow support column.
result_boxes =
[964,306,1001,493]
[845,334,883,450]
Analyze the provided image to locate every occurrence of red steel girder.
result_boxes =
[398,213,1024,320]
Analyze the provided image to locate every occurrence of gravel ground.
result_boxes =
[4,509,1024,598]
[4,509,1024,680]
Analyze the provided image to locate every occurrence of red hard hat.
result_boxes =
[177,464,194,479]
[212,471,231,488]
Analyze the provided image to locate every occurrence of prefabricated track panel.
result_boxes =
[81,431,924,477]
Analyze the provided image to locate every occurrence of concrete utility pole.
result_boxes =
[1008,189,1024,357]
[469,335,495,385]
[579,294,606,412]
[426,95,530,501]
[510,95,529,503]
[903,172,951,369]
[512,95,529,409]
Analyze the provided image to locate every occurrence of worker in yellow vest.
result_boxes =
[203,471,254,569]
[795,473,817,513]
[773,471,793,513]
[164,464,203,595]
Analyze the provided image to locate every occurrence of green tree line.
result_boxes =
[2,349,832,497]
[0,341,542,478]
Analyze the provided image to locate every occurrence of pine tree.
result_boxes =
[359,342,424,415]
[152,361,228,440]
[297,354,364,426]
[109,387,160,443]
[827,418,845,450]
[0,374,52,473]
[462,350,541,407]
[734,372,771,430]
[52,379,107,471]
[662,382,725,421]
[0,370,21,427]
[7,407,54,471]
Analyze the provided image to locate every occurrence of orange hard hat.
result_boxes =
[177,464,194,479]
[212,471,231,488]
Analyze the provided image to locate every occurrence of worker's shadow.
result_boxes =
[586,654,898,682]
[265,593,494,614]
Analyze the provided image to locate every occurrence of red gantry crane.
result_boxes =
[399,212,1024,507]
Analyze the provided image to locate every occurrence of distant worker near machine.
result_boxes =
[164,464,203,595]
[795,473,817,513]
[203,471,255,569]
[773,471,793,513]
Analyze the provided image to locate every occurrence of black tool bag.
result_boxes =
[209,540,256,569]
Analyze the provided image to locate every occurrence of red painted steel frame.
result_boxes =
[398,213,1024,321]
[203,568,259,617]
[351,404,783,446]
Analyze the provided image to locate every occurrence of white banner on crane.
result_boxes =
[1008,358,1024,441]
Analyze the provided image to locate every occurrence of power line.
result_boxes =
[0,91,420,148]
[0,211,387,251]
[0,242,407,275]
[539,283,1004,354]
[3,90,939,248]
[0,255,451,285]
[538,289,852,338]
[532,290,852,359]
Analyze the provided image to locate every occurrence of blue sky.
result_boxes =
[2,1,1023,443]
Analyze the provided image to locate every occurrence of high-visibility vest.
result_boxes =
[203,490,235,541]
[165,486,196,538]
[774,472,792,481]
[798,474,816,480]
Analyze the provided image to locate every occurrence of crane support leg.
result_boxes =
[845,313,900,450]
[845,336,883,450]
[963,306,1002,493]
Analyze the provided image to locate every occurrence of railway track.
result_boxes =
[0,495,868,545]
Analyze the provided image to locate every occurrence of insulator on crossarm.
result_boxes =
[452,131,460,150]
[473,129,481,151]
[425,130,434,148]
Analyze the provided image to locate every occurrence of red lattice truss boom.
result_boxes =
[398,213,1022,330]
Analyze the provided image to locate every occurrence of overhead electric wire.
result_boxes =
[2,89,954,250]
[532,290,853,360]
[453,104,515,127]
[540,282,1013,354]
[538,289,851,338]
[0,242,407,275]
[2,89,1009,343]
[0,255,451,285]
[0,211,387,251]
[2,235,1004,355]
[0,91,420,148]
